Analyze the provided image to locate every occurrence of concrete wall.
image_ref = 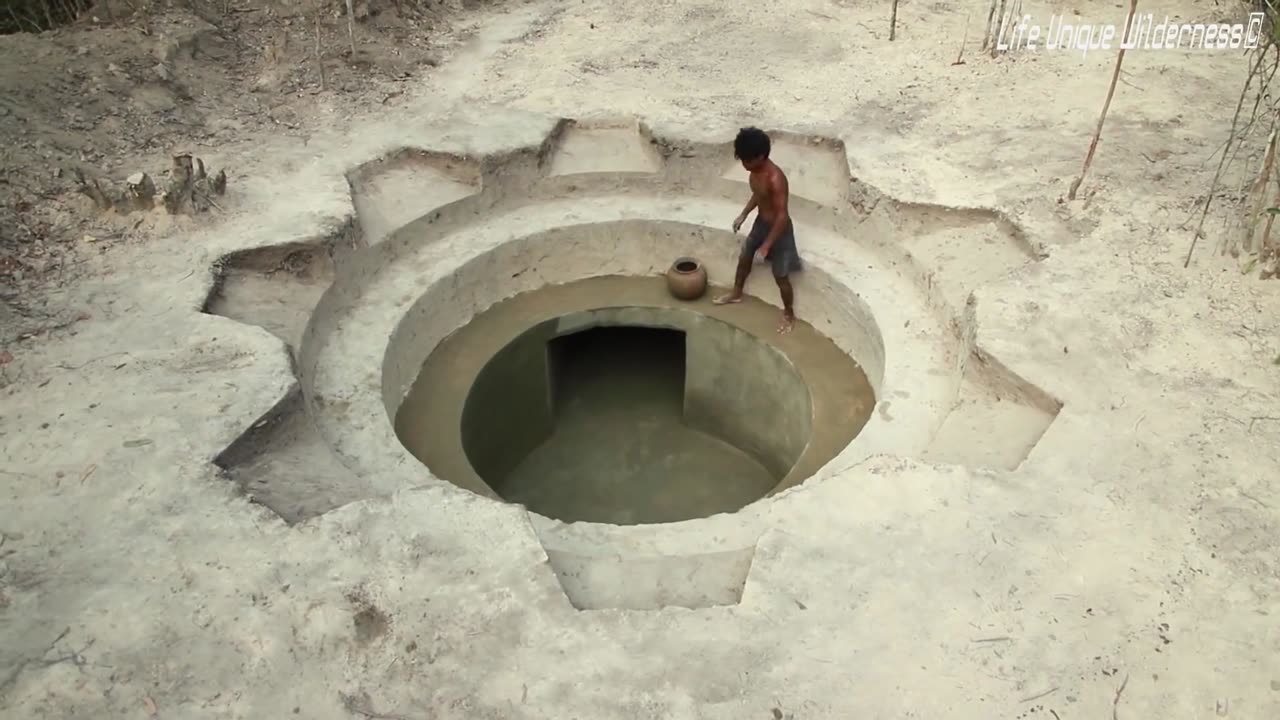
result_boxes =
[544,546,755,610]
[682,316,811,479]
[554,306,813,481]
[459,320,557,484]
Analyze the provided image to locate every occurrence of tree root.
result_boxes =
[74,155,227,216]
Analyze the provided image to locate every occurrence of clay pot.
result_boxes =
[666,257,708,301]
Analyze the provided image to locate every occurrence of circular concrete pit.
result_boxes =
[209,119,1059,609]
[394,281,876,525]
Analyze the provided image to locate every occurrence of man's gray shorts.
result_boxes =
[740,215,803,278]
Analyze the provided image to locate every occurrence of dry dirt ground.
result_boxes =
[0,0,475,339]
[3,0,1280,718]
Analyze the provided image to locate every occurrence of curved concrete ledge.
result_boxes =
[301,192,954,558]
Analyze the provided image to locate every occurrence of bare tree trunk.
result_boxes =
[1262,126,1280,263]
[990,0,1007,57]
[1067,0,1139,200]
[346,0,357,55]
[314,8,326,90]
[953,13,970,65]
[981,0,997,51]
[1242,115,1279,256]
[889,0,899,41]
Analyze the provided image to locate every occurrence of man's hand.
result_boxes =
[755,243,772,262]
[732,213,746,234]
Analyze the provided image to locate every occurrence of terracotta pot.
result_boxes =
[666,257,708,301]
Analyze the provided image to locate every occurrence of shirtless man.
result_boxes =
[713,127,803,334]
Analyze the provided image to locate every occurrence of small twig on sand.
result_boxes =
[0,627,73,694]
[889,0,900,41]
[1112,673,1129,720]
[54,351,131,371]
[1019,687,1058,704]
[1249,415,1280,432]
[1239,489,1270,508]
[953,13,970,65]
[1067,0,1139,200]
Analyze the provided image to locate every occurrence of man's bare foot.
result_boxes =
[713,292,744,305]
[777,312,795,334]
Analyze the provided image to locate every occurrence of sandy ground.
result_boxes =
[3,0,1280,718]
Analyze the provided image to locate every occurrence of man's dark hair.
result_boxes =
[733,127,771,161]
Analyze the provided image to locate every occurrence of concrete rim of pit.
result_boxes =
[298,135,958,556]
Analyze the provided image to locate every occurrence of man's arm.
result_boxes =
[733,190,759,232]
[757,174,789,253]
[734,192,759,231]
